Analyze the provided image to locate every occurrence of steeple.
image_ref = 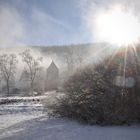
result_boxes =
[47,60,58,71]
[46,60,59,91]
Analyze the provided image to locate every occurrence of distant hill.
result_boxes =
[0,42,113,67]
[32,43,107,54]
[0,42,111,55]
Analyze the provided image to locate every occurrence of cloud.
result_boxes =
[0,2,74,47]
[28,7,89,45]
[27,8,71,44]
[31,8,71,30]
[0,1,92,46]
[0,5,26,47]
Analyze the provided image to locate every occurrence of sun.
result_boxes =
[95,5,140,46]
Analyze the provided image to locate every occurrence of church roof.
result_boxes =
[47,61,58,71]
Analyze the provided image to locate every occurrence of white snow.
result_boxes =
[0,95,47,101]
[0,113,140,140]
[0,114,44,130]
[0,92,140,140]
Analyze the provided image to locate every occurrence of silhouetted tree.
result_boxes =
[0,54,18,95]
[63,46,75,74]
[20,49,42,95]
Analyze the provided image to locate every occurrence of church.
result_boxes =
[45,61,59,91]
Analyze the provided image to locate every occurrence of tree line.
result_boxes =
[0,46,88,96]
[0,49,42,96]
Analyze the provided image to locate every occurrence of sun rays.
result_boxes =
[99,43,140,91]
[90,3,140,90]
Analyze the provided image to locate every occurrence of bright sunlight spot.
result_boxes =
[95,5,140,46]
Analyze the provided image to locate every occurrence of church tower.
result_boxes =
[45,61,59,91]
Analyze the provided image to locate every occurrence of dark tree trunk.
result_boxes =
[30,81,34,95]
[6,80,10,96]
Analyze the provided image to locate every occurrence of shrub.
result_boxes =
[49,50,140,125]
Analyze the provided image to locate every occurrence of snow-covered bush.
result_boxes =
[50,52,140,124]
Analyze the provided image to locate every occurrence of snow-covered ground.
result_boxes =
[0,92,140,140]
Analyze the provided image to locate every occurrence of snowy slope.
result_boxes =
[0,92,140,140]
[0,114,140,140]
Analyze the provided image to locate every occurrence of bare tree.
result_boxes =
[62,46,86,75]
[0,54,18,95]
[73,45,85,67]
[63,46,75,74]
[20,49,42,95]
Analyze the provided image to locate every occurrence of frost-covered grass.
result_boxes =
[0,113,140,140]
[0,95,46,105]
[0,91,63,105]
[0,92,140,140]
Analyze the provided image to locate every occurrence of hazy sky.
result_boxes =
[0,0,140,47]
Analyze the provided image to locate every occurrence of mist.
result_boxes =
[0,0,139,95]
[1,1,140,139]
